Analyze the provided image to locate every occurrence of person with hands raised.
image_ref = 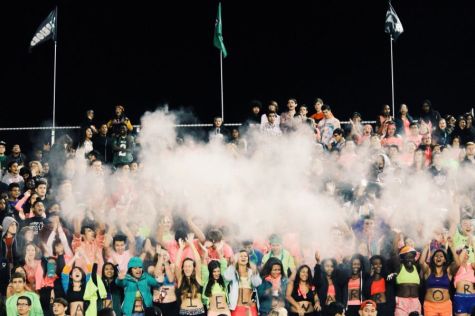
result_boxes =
[257,257,288,316]
[393,244,422,316]
[175,233,206,316]
[202,240,231,316]
[419,239,455,316]
[59,249,91,316]
[115,256,161,316]
[224,249,261,316]
[314,253,344,314]
[153,245,179,316]
[71,219,105,276]
[84,257,108,316]
[45,216,73,262]
[451,234,475,316]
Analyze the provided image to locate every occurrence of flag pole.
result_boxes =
[51,39,57,146]
[219,50,224,121]
[390,35,395,117]
[51,7,58,146]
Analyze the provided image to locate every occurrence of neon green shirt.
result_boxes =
[6,291,44,316]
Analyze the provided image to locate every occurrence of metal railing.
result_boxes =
[0,121,377,132]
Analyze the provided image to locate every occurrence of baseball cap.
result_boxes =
[360,300,377,310]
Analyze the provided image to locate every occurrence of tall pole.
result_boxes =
[390,35,395,117]
[51,40,57,146]
[219,51,224,121]
[51,7,58,146]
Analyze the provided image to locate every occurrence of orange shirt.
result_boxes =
[310,112,324,122]
[371,278,386,295]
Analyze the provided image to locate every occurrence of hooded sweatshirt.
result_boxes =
[0,217,19,295]
[115,257,161,316]
[1,216,19,264]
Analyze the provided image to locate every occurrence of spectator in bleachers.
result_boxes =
[107,105,133,136]
[318,105,340,147]
[261,101,280,127]
[261,111,282,137]
[93,124,113,164]
[280,99,298,133]
[112,124,135,167]
[453,115,472,145]
[418,99,441,133]
[0,141,7,172]
[310,98,324,124]
[246,100,262,125]
[375,104,393,136]
[2,161,24,186]
[208,117,229,143]
[432,118,450,147]
[8,144,27,168]
[395,103,414,137]
[81,109,98,135]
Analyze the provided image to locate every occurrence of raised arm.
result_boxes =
[120,224,136,256]
[156,224,168,249]
[187,215,206,244]
[57,223,73,257]
[447,236,460,276]
[449,196,460,238]
[174,238,186,285]
[45,228,57,257]
[420,245,430,276]
[154,247,165,281]
[162,250,175,283]
[187,233,202,284]
[14,190,31,212]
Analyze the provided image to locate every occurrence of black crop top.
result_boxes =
[291,284,317,305]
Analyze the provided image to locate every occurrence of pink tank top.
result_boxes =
[454,264,475,286]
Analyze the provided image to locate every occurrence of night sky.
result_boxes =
[2,1,475,147]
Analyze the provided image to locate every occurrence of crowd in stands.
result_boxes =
[1,98,475,316]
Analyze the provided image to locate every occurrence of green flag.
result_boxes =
[213,3,227,58]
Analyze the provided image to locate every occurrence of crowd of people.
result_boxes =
[1,99,475,316]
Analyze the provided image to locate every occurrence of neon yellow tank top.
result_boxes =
[396,265,420,285]
[211,283,226,295]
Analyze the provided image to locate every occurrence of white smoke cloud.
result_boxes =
[54,108,475,264]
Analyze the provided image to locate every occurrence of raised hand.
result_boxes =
[314,250,321,264]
